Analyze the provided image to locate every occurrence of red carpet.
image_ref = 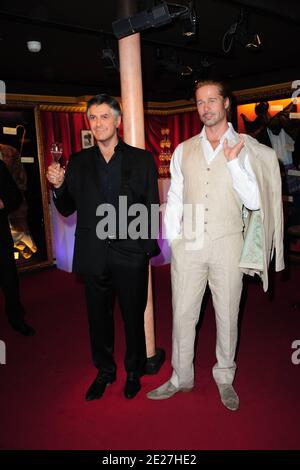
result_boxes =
[0,264,300,450]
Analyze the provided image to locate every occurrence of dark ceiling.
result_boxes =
[1,0,300,101]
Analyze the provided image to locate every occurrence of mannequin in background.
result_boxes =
[0,159,35,336]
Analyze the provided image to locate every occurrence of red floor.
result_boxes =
[0,264,300,450]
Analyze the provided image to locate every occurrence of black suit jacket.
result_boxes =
[54,141,160,275]
[0,159,22,254]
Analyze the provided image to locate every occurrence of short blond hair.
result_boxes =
[195,79,232,116]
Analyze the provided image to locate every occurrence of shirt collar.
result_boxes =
[114,138,123,152]
[199,122,239,144]
[96,138,123,158]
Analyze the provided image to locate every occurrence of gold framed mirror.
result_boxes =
[0,102,53,271]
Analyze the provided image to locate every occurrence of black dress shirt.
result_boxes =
[94,140,124,239]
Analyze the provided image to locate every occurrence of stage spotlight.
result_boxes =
[101,48,119,71]
[222,8,262,53]
[181,2,197,37]
[244,33,262,50]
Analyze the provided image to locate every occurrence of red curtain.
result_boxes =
[40,109,201,169]
[40,111,89,169]
[144,111,201,167]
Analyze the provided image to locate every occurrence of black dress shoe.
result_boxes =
[10,320,36,336]
[124,374,141,399]
[145,348,165,375]
[85,374,116,401]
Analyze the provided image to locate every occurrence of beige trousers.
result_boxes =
[170,232,244,389]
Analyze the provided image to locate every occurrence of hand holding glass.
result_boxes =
[50,142,63,164]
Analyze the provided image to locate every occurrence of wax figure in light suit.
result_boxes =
[147,79,284,410]
[47,94,160,400]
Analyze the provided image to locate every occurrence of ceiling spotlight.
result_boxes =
[101,48,119,71]
[245,33,262,50]
[222,9,261,53]
[180,65,193,76]
[160,58,193,76]
[27,40,41,53]
[181,2,197,37]
[158,48,194,77]
[236,28,261,51]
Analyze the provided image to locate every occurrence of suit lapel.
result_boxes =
[120,142,133,193]
[86,146,106,199]
[242,134,264,219]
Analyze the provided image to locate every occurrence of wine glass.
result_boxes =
[50,142,63,164]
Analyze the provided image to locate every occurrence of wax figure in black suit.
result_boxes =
[47,94,160,399]
[0,159,35,336]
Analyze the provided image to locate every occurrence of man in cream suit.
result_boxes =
[147,79,284,410]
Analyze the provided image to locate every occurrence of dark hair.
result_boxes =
[86,94,121,119]
[194,79,232,116]
[255,101,269,116]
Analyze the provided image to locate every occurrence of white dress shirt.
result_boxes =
[164,123,260,243]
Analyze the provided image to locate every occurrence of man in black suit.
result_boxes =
[47,94,160,400]
[0,159,35,336]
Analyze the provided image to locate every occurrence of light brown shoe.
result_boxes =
[147,380,193,400]
[217,383,239,411]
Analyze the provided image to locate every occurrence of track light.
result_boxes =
[244,33,261,50]
[181,2,197,37]
[222,9,261,53]
[101,48,119,71]
[235,28,261,50]
[157,48,194,77]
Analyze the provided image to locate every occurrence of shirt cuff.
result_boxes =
[53,182,66,198]
[165,233,182,247]
[226,157,243,176]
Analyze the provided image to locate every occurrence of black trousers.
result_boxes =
[0,245,24,324]
[84,243,149,379]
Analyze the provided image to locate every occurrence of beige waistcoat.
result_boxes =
[181,134,243,240]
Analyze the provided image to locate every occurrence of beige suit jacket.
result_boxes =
[241,134,285,291]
